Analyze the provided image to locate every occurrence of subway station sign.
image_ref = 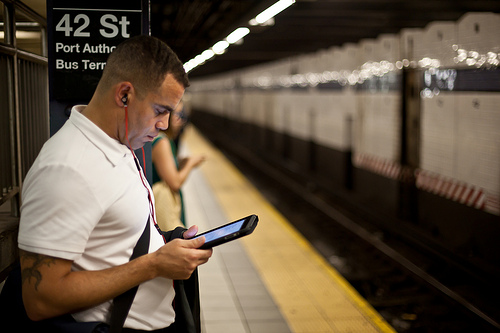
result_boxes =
[47,0,145,100]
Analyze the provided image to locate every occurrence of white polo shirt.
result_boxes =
[18,106,175,330]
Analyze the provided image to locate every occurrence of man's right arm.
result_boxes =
[19,236,211,321]
[20,249,156,321]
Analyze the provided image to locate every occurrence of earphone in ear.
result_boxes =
[121,94,128,107]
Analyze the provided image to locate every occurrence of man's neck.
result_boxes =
[82,96,122,144]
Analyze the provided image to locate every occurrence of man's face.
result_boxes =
[126,73,184,150]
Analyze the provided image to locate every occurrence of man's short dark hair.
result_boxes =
[98,35,189,98]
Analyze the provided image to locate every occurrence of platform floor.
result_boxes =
[180,125,396,333]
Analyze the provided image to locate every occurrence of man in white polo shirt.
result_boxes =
[17,36,212,332]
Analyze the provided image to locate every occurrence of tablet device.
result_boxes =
[191,214,258,249]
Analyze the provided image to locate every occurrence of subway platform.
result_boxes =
[179,125,396,333]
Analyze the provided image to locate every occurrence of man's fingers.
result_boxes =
[183,225,198,239]
[188,236,206,249]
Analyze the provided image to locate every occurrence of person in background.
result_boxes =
[152,101,206,230]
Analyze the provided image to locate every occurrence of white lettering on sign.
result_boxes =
[56,42,116,54]
[100,14,130,38]
[55,13,130,38]
[74,14,90,37]
[56,42,81,53]
[55,59,108,71]
[52,7,140,99]
[82,43,116,53]
[55,14,73,37]
[81,59,107,70]
[56,59,78,69]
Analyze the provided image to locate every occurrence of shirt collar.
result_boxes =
[69,105,131,167]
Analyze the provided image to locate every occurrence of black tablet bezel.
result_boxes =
[191,214,258,249]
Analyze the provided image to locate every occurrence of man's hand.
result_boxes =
[153,227,212,280]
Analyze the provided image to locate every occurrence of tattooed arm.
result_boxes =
[19,249,155,321]
[19,233,211,321]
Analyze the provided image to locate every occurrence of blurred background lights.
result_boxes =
[253,0,295,25]
[188,39,498,91]
[201,49,214,61]
[184,0,296,73]
[226,27,250,44]
[212,40,229,55]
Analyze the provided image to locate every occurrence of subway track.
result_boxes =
[192,122,500,333]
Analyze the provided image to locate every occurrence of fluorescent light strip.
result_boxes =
[226,27,250,44]
[201,49,215,60]
[255,0,295,24]
[212,40,229,55]
[184,0,296,73]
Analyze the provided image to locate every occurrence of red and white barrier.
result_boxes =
[353,153,402,180]
[353,153,500,216]
[415,169,499,216]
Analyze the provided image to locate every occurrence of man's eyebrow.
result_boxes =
[156,104,174,112]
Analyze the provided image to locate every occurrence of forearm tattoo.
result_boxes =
[20,251,56,291]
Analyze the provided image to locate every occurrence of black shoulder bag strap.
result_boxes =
[162,227,201,333]
[109,217,151,333]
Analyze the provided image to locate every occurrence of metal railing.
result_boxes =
[18,56,49,180]
[0,0,48,281]
[0,1,47,208]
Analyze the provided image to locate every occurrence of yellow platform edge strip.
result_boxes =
[184,126,396,333]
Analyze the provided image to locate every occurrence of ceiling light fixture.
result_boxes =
[201,49,215,61]
[184,0,295,73]
[226,27,250,44]
[252,0,295,25]
[212,40,230,55]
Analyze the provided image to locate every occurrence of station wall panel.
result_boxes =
[317,47,338,72]
[240,91,261,124]
[337,43,360,70]
[359,38,378,64]
[313,91,355,151]
[456,92,500,197]
[257,92,277,129]
[376,34,400,63]
[420,93,457,177]
[400,28,424,61]
[286,90,314,141]
[296,53,322,74]
[354,92,401,162]
[421,21,458,68]
[270,90,294,133]
[457,12,500,55]
[226,90,242,121]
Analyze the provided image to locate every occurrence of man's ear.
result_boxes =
[115,82,133,108]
